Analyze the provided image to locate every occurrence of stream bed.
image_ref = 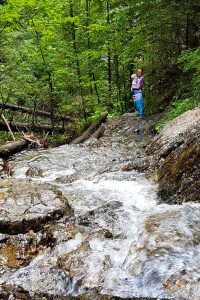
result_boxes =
[0,115,200,300]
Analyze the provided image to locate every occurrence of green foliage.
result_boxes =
[0,0,199,143]
[0,132,10,145]
[178,48,200,99]
[156,98,198,132]
[47,133,72,147]
[0,132,22,145]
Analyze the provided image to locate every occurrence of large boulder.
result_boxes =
[149,107,200,204]
[0,179,73,234]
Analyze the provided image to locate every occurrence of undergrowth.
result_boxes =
[155,97,199,132]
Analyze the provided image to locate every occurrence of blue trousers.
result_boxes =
[134,94,143,117]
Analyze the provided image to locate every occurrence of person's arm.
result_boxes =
[131,81,137,91]
[139,77,144,90]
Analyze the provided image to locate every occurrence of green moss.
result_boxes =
[170,149,190,176]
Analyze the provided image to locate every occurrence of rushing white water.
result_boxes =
[4,144,199,299]
[1,116,200,299]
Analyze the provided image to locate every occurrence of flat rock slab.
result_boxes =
[149,107,200,157]
[147,107,200,204]
[0,179,73,234]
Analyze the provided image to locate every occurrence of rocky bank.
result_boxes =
[149,107,200,204]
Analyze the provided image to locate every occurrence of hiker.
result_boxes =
[131,68,144,120]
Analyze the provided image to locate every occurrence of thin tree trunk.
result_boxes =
[92,73,100,105]
[85,0,93,96]
[185,10,189,49]
[31,17,55,127]
[85,0,100,105]
[1,113,15,141]
[32,98,36,127]
[114,53,123,112]
[70,0,86,119]
[106,0,112,104]
[123,66,129,111]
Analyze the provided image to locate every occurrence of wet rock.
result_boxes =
[122,158,151,172]
[124,204,200,300]
[0,234,9,243]
[77,201,123,233]
[84,138,100,147]
[126,141,138,150]
[0,224,117,299]
[54,173,80,184]
[1,255,70,297]
[26,167,44,177]
[0,230,56,269]
[0,285,170,299]
[149,107,200,204]
[157,129,200,204]
[0,179,74,234]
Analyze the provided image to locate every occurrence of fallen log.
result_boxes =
[0,140,30,159]
[0,102,71,122]
[0,120,65,133]
[91,124,106,139]
[72,113,108,144]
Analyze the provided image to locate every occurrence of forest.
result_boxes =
[0,0,199,143]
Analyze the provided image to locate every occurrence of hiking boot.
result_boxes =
[138,116,143,123]
[132,112,137,117]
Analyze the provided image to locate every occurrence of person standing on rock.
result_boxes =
[131,68,144,121]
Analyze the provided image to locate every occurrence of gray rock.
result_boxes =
[149,107,200,204]
[0,179,73,234]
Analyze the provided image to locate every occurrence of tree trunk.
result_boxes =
[85,0,101,106]
[85,0,93,96]
[70,0,86,119]
[106,0,112,105]
[0,120,65,133]
[92,72,100,105]
[91,124,106,139]
[72,113,108,144]
[123,66,129,111]
[1,113,15,141]
[31,17,55,128]
[114,53,123,112]
[0,102,71,122]
[0,140,30,159]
